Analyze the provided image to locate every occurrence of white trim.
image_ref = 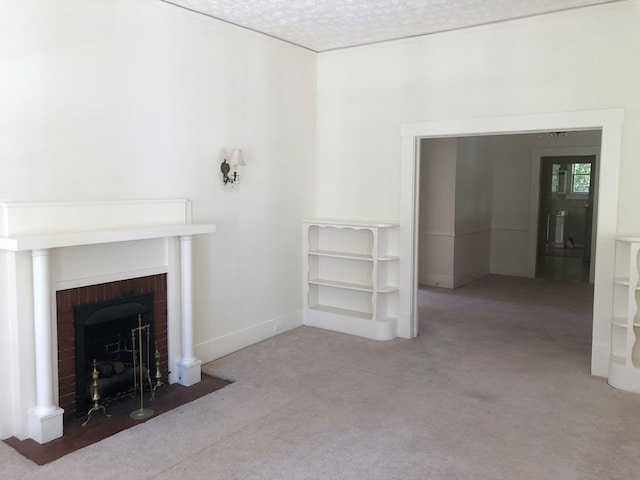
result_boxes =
[303,218,399,228]
[400,109,624,379]
[453,227,492,237]
[492,225,529,232]
[0,224,214,252]
[54,266,169,291]
[194,310,303,363]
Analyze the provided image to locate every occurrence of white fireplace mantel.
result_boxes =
[0,223,214,251]
[0,200,214,444]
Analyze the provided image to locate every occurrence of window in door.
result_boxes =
[571,162,591,195]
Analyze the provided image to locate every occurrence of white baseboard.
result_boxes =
[304,309,396,341]
[194,310,303,364]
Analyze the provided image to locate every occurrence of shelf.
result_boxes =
[308,250,373,261]
[615,234,640,243]
[614,276,630,286]
[308,278,373,292]
[612,316,640,328]
[303,218,399,229]
[609,237,640,394]
[304,219,399,340]
[610,355,626,367]
[305,306,397,340]
[308,304,372,320]
[377,286,399,293]
[613,276,640,289]
[612,317,627,328]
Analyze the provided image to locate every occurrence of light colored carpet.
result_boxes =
[3,274,640,479]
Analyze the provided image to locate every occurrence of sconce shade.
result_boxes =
[229,149,245,167]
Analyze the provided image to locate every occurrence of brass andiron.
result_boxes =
[130,314,154,420]
[152,343,164,396]
[82,359,111,427]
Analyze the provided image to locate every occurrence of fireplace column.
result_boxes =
[29,249,64,443]
[176,235,202,386]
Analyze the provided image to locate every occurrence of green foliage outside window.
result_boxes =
[572,163,591,193]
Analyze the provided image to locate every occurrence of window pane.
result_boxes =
[574,163,591,175]
[572,163,591,193]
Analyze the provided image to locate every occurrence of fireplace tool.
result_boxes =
[130,314,154,420]
[82,359,111,426]
[152,343,167,396]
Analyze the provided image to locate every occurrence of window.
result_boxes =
[571,162,591,194]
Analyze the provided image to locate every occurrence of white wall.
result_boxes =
[489,131,601,276]
[316,0,640,356]
[0,0,316,438]
[418,138,456,286]
[454,137,491,286]
[418,137,491,288]
[315,0,640,234]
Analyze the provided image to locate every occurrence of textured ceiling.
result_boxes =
[161,0,619,52]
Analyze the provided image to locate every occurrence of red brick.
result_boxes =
[56,275,169,421]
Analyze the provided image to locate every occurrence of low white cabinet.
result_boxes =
[609,235,640,392]
[303,219,399,340]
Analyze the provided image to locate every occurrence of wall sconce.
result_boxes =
[220,149,246,186]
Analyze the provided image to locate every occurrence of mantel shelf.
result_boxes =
[0,223,215,251]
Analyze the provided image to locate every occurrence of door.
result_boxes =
[536,155,596,281]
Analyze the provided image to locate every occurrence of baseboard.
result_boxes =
[304,309,396,341]
[418,273,454,289]
[194,310,303,364]
[490,262,528,278]
[453,270,489,288]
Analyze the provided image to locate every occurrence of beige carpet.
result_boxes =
[3,274,640,479]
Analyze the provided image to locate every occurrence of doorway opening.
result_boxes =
[416,132,601,291]
[399,109,623,378]
[537,155,596,283]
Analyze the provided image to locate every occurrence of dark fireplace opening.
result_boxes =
[74,293,157,417]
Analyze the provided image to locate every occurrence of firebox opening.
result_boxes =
[74,293,156,417]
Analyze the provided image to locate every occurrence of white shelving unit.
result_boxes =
[609,235,640,393]
[303,218,399,340]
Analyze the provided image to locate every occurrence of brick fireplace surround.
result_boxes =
[0,200,215,444]
[56,274,168,421]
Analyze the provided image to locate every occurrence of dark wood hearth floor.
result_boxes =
[4,374,231,465]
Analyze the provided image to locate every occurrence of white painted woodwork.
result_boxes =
[608,235,640,393]
[303,219,399,340]
[177,235,202,386]
[29,249,64,444]
[401,109,624,381]
[0,200,214,442]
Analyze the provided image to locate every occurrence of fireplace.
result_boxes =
[57,277,168,420]
[0,199,215,443]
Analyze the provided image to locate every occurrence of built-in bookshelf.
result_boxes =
[608,235,640,393]
[303,219,399,340]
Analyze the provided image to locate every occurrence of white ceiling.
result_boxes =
[161,0,619,52]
